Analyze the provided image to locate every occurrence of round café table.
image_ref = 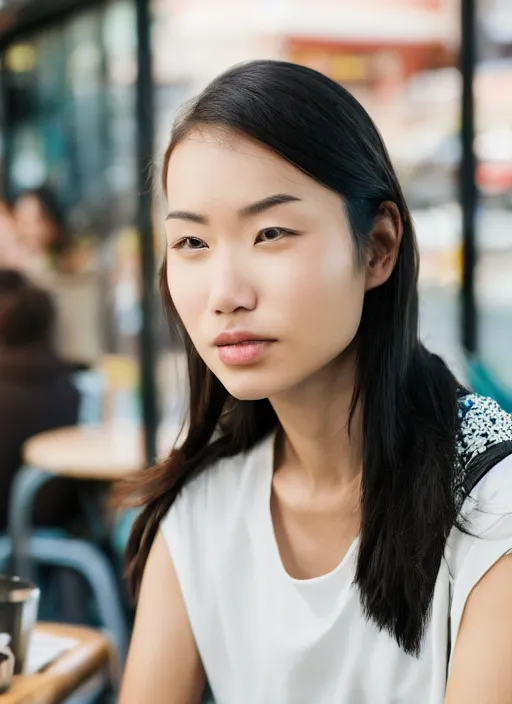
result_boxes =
[10,419,183,554]
[6,419,183,666]
[21,418,182,478]
[23,421,150,480]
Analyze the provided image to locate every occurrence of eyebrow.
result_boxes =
[165,193,301,224]
[238,193,302,218]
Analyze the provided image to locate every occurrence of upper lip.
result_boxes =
[214,330,275,346]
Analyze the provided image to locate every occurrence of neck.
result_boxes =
[269,346,362,491]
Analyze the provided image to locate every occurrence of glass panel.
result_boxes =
[2,1,141,422]
[4,40,48,192]
[475,0,512,387]
[66,11,109,219]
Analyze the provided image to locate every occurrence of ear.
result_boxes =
[364,201,403,292]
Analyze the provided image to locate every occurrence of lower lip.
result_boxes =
[217,341,273,365]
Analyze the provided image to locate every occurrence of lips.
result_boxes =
[213,331,275,346]
[213,330,276,366]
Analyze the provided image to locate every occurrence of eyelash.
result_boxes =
[170,227,298,251]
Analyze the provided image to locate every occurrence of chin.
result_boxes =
[221,382,274,402]
[216,369,290,402]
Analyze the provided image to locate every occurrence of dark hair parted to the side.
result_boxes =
[0,269,55,347]
[123,60,461,655]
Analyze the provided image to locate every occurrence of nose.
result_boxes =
[208,251,257,316]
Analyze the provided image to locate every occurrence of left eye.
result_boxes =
[255,227,290,243]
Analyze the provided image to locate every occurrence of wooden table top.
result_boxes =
[22,419,183,481]
[3,623,112,704]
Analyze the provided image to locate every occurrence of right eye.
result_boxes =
[171,237,207,251]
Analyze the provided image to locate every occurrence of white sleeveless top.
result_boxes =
[161,433,512,703]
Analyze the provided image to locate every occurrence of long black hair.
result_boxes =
[123,60,461,656]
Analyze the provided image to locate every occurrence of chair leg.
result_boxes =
[8,466,54,580]
[28,535,129,666]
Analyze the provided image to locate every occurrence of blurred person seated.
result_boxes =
[12,187,103,368]
[0,269,81,529]
[12,185,74,275]
[0,201,24,269]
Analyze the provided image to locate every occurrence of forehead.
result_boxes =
[165,127,323,207]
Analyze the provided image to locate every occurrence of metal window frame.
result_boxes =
[460,0,478,356]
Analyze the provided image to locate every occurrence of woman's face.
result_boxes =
[165,127,367,401]
[13,196,57,254]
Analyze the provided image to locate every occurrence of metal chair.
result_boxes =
[5,371,130,668]
[0,528,128,666]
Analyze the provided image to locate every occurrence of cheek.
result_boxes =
[269,240,364,341]
[166,262,207,337]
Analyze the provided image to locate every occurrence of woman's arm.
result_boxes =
[119,530,206,704]
[445,553,512,703]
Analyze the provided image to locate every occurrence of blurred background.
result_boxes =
[0,0,511,697]
[0,0,511,436]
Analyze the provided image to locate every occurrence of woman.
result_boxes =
[12,186,102,368]
[120,61,512,703]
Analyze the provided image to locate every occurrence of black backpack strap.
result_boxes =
[463,440,512,496]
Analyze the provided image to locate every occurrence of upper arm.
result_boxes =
[445,552,512,704]
[120,530,206,704]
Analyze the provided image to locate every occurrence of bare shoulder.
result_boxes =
[120,531,206,704]
[446,553,512,703]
